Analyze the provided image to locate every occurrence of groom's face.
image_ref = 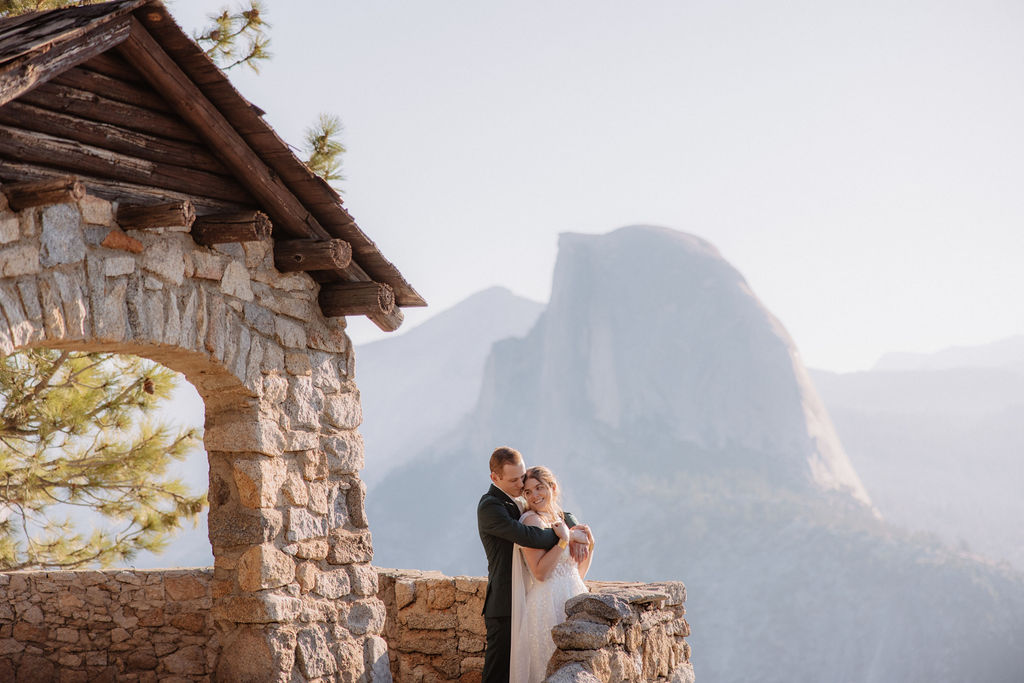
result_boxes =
[491,461,527,498]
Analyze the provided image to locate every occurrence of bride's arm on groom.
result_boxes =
[573,524,594,579]
[520,514,572,582]
[563,512,590,564]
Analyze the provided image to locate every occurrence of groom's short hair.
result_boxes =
[489,446,523,474]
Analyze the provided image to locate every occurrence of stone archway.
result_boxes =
[0,192,388,680]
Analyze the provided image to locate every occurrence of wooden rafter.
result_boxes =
[0,100,229,175]
[0,124,248,202]
[0,16,132,106]
[0,158,249,214]
[0,1,424,330]
[117,18,329,242]
[116,15,406,330]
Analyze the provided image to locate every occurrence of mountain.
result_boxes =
[367,226,1024,683]
[873,335,1024,372]
[355,286,543,485]
[812,363,1024,569]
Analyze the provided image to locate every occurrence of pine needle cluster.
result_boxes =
[0,350,205,570]
[194,0,271,73]
[304,113,347,187]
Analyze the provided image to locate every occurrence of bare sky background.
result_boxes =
[172,0,1024,372]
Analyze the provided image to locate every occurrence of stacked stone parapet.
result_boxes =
[0,567,693,682]
[0,568,215,682]
[376,569,694,683]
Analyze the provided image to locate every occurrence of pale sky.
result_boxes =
[171,0,1024,372]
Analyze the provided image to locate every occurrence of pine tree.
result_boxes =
[0,350,204,569]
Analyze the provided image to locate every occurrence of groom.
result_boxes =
[477,446,587,683]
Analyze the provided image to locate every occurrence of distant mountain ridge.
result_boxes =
[813,360,1024,568]
[366,225,1024,683]
[873,334,1024,372]
[355,286,543,485]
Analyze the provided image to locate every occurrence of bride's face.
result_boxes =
[522,477,554,513]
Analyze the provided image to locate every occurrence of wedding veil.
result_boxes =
[510,539,535,682]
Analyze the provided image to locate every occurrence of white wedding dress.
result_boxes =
[510,514,588,683]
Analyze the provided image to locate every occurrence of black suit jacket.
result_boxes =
[477,484,578,618]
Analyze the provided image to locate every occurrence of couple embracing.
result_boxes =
[477,446,596,683]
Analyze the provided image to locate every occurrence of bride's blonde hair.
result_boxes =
[522,466,563,523]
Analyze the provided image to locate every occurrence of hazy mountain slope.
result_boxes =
[873,334,1024,371]
[367,226,1024,683]
[355,286,543,485]
[813,366,1024,568]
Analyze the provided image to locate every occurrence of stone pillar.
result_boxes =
[203,356,387,682]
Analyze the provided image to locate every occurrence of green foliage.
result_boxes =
[194,0,271,73]
[0,350,204,570]
[304,113,347,187]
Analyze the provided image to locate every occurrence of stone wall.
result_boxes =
[0,567,693,682]
[0,190,386,681]
[0,569,215,682]
[376,569,694,683]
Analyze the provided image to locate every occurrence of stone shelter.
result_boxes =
[0,0,423,679]
[0,2,694,681]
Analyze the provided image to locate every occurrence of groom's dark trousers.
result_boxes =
[477,484,574,683]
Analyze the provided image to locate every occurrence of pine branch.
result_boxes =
[304,113,347,187]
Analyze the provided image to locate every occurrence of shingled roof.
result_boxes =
[0,0,424,330]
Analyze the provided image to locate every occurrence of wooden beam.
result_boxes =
[0,124,252,203]
[80,51,146,84]
[52,67,172,113]
[0,17,132,107]
[368,306,404,332]
[0,101,229,176]
[192,211,272,245]
[274,239,352,273]
[117,19,331,242]
[117,201,195,230]
[118,15,405,318]
[1,176,85,210]
[319,282,395,317]
[20,81,201,143]
[0,158,251,214]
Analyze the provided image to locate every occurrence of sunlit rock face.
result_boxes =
[478,225,871,507]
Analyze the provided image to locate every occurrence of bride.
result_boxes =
[510,466,595,683]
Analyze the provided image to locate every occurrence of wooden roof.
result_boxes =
[0,0,424,329]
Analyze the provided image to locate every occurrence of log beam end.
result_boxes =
[2,176,86,210]
[192,211,272,245]
[274,238,352,272]
[116,200,196,230]
[318,282,398,326]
